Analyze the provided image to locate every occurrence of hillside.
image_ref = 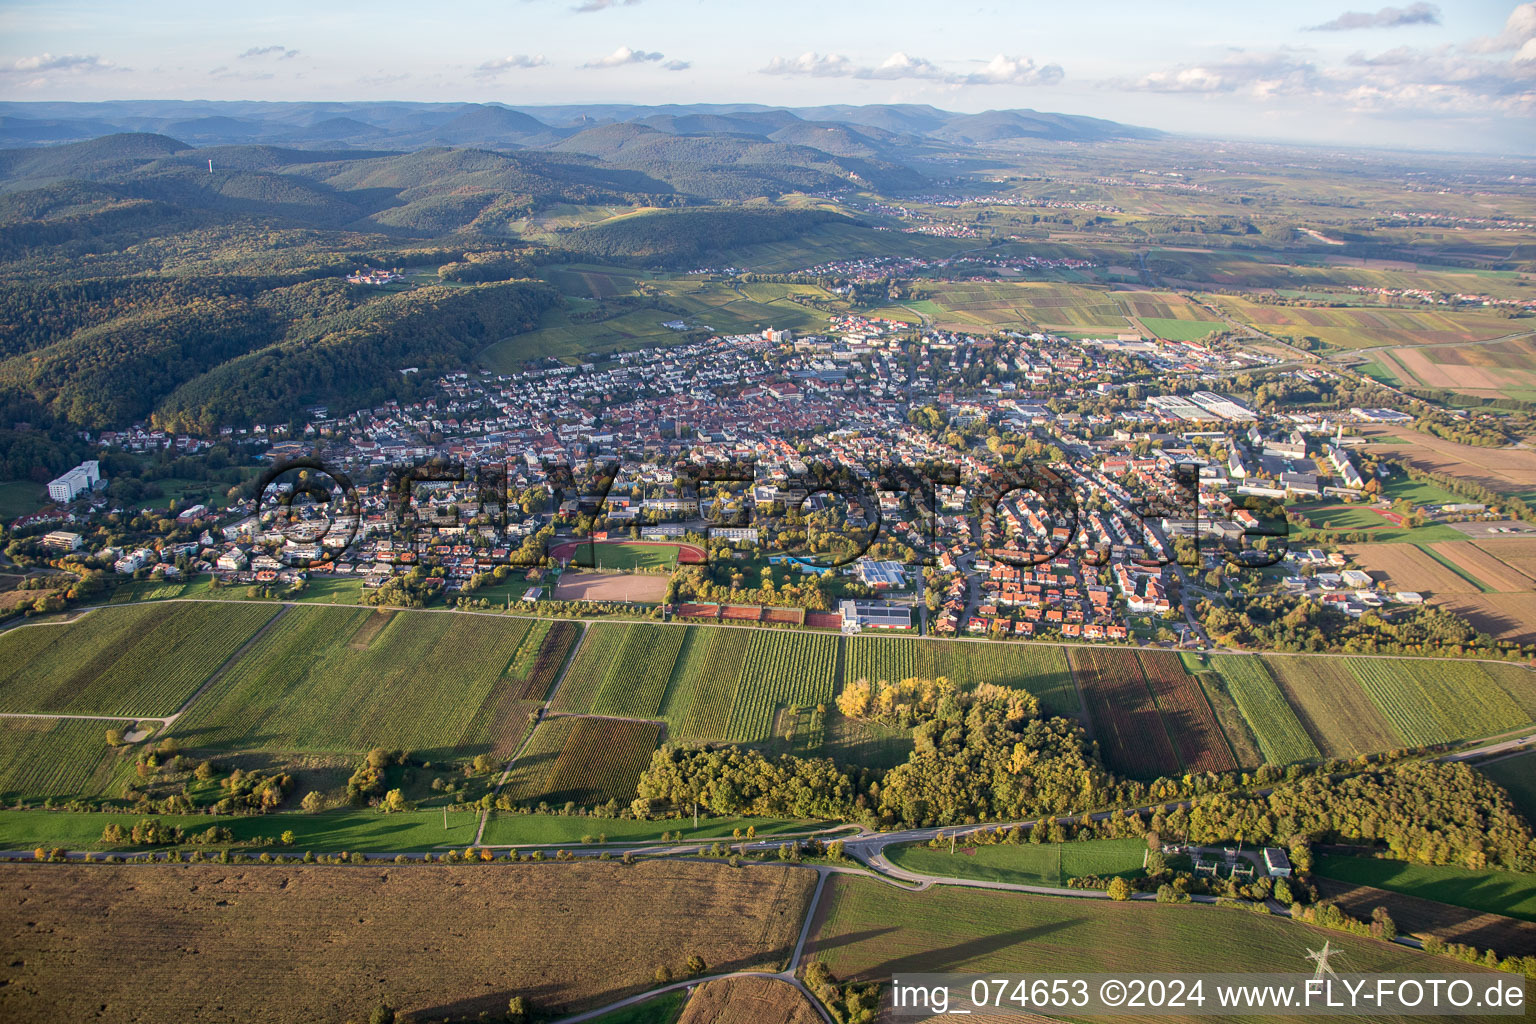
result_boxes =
[559,206,853,267]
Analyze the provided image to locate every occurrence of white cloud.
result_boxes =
[238,45,299,60]
[4,53,118,74]
[661,59,690,71]
[1306,3,1440,31]
[760,50,1062,86]
[580,46,666,68]
[474,54,548,77]
[1463,2,1536,53]
[572,0,641,10]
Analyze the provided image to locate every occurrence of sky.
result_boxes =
[1,0,1534,152]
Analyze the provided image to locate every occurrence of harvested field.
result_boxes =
[552,571,668,603]
[1474,537,1536,581]
[1137,651,1236,773]
[677,977,822,1024]
[1344,543,1478,594]
[1434,593,1536,643]
[1431,541,1533,593]
[1067,647,1179,778]
[1261,655,1403,758]
[0,861,815,1024]
[1316,878,1536,958]
[1359,427,1536,497]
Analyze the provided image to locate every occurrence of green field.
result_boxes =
[726,631,841,742]
[0,719,129,801]
[0,479,46,521]
[480,812,825,846]
[1314,854,1536,923]
[1206,654,1320,764]
[806,876,1497,1022]
[1139,317,1225,341]
[499,715,661,807]
[1345,658,1529,747]
[0,807,484,852]
[587,542,683,570]
[0,602,278,716]
[1478,750,1536,822]
[170,606,538,758]
[656,626,752,741]
[1260,655,1404,758]
[887,838,1148,887]
[589,625,688,719]
[911,638,1080,717]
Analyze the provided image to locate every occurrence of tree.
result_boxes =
[1107,877,1133,901]
[380,788,414,813]
[654,965,672,985]
[104,727,125,747]
[368,1004,395,1024]
[507,995,529,1023]
[301,790,326,812]
[686,954,706,976]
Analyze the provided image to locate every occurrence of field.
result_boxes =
[1316,878,1536,958]
[1372,337,1536,402]
[913,638,1080,717]
[1435,594,1536,643]
[1204,655,1320,764]
[0,718,128,801]
[887,838,1149,887]
[0,602,277,716]
[1314,854,1536,924]
[1344,658,1529,747]
[1479,750,1536,822]
[1343,542,1481,594]
[1186,663,1265,769]
[725,632,840,743]
[1430,541,1533,592]
[501,716,662,807]
[1066,647,1179,778]
[1260,655,1403,758]
[1138,316,1224,341]
[656,627,752,741]
[170,607,540,758]
[552,571,670,602]
[1137,650,1237,773]
[676,977,820,1024]
[0,479,45,522]
[1206,293,1520,350]
[1359,426,1536,499]
[587,625,689,719]
[1475,537,1536,580]
[549,540,704,571]
[805,876,1498,1024]
[0,861,816,1023]
[479,812,823,847]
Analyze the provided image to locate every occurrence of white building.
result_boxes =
[47,460,101,503]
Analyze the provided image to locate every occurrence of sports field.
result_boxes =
[548,539,705,569]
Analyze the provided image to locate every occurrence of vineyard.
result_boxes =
[1205,655,1320,765]
[1486,662,1536,719]
[170,607,531,757]
[503,717,661,807]
[1137,651,1236,773]
[1261,655,1403,758]
[657,627,752,741]
[504,619,580,700]
[0,602,277,717]
[845,635,916,685]
[548,623,627,713]
[1066,647,1179,778]
[0,718,127,801]
[589,625,689,719]
[725,632,840,743]
[1345,658,1529,747]
[915,640,1079,717]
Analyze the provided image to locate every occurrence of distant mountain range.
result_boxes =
[0,100,1163,156]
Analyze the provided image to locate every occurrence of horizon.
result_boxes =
[2,0,1533,154]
